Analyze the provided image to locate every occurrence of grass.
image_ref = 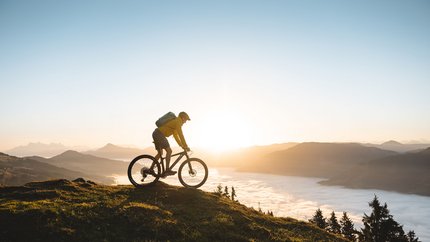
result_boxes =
[0,179,348,242]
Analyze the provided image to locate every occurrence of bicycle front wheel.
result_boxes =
[127,155,161,187]
[178,158,208,188]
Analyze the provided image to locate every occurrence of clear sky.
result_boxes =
[1,0,430,151]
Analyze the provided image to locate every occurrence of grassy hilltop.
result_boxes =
[0,179,346,242]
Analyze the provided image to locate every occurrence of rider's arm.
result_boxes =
[174,122,188,149]
[174,128,188,149]
[173,131,184,148]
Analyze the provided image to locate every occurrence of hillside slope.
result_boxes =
[239,142,397,178]
[84,143,154,160]
[320,148,430,196]
[0,179,347,242]
[364,140,430,153]
[32,150,129,177]
[0,153,112,185]
[212,142,299,167]
[5,142,69,157]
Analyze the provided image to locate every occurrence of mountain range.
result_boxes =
[210,142,299,167]
[5,142,71,158]
[0,153,112,185]
[320,147,430,196]
[2,141,430,196]
[238,142,398,178]
[28,150,129,177]
[4,140,428,160]
[84,143,155,160]
[4,142,153,160]
[364,140,430,153]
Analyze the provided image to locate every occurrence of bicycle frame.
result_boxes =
[158,151,190,172]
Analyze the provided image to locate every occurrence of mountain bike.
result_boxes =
[127,150,208,188]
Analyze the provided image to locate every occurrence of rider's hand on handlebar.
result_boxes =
[184,147,191,152]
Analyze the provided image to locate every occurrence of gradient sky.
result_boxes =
[1,0,430,151]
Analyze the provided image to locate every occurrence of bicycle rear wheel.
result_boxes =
[127,155,161,187]
[178,158,208,188]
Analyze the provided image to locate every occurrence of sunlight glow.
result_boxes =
[189,109,254,153]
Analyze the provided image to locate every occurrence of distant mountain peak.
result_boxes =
[5,142,70,158]
[55,150,84,158]
[63,150,80,154]
[382,140,402,145]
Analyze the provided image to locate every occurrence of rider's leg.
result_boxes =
[165,147,172,170]
[154,148,163,161]
[154,149,165,173]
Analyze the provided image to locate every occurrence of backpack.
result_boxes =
[155,112,176,127]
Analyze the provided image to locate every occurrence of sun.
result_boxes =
[188,109,254,153]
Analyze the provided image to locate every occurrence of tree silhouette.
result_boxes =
[224,186,230,198]
[215,184,223,195]
[231,186,237,202]
[327,211,341,234]
[406,230,419,242]
[361,195,408,241]
[309,208,327,229]
[258,202,263,213]
[340,211,356,241]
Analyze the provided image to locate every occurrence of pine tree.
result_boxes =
[215,184,223,195]
[265,210,274,216]
[340,211,356,241]
[231,186,236,202]
[309,208,327,229]
[406,230,419,242]
[361,195,407,241]
[327,211,341,234]
[224,186,230,198]
[258,202,263,213]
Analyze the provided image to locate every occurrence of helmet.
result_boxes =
[179,111,191,121]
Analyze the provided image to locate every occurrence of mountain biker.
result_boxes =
[152,111,191,176]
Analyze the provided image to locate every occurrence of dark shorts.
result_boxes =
[152,128,170,150]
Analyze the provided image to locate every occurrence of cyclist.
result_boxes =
[152,111,191,176]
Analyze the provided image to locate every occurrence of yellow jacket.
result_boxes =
[158,117,188,148]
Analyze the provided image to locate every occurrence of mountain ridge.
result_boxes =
[238,142,398,178]
[84,143,153,160]
[0,153,112,185]
[320,148,430,196]
[364,140,430,153]
[38,150,129,177]
[5,142,70,158]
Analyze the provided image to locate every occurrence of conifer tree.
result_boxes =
[224,186,230,198]
[231,186,236,201]
[309,208,327,229]
[361,195,407,241]
[340,211,356,241]
[265,210,274,216]
[327,211,341,234]
[406,230,419,242]
[215,184,223,195]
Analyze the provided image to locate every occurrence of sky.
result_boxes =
[1,0,430,152]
